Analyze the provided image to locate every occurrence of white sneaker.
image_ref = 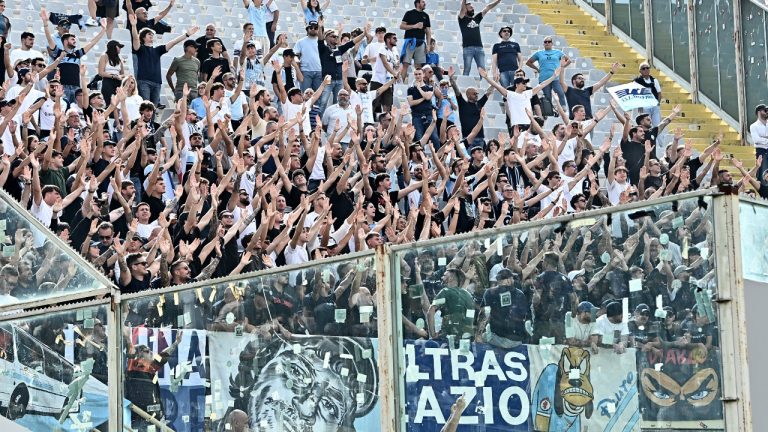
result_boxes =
[85,17,99,27]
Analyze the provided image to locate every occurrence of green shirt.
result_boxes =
[435,286,475,338]
[169,55,201,95]
[39,166,69,195]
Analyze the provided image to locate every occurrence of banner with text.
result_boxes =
[607,82,659,111]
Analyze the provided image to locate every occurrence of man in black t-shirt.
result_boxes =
[399,0,432,80]
[559,61,619,119]
[407,67,440,148]
[195,24,229,66]
[201,38,231,83]
[457,0,500,75]
[482,268,529,347]
[491,26,522,88]
[447,66,489,146]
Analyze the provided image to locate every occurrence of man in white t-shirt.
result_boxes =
[222,70,248,129]
[607,146,630,206]
[594,301,630,354]
[363,27,387,69]
[273,70,326,133]
[9,32,45,68]
[370,32,399,113]
[479,66,560,126]
[566,300,599,353]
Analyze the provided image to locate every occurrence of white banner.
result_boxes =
[607,82,659,111]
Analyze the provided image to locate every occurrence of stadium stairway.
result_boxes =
[515,0,752,176]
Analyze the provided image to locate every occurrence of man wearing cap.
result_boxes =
[566,301,599,353]
[41,10,108,103]
[9,32,44,68]
[491,26,522,89]
[317,22,370,113]
[628,304,658,351]
[428,267,474,341]
[294,21,322,91]
[481,268,528,348]
[594,301,630,354]
[457,0,500,76]
[751,103,768,179]
[664,264,696,312]
[166,39,201,101]
[480,65,561,128]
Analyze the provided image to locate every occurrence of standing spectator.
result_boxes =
[166,40,201,102]
[481,268,529,348]
[264,0,280,47]
[127,0,174,33]
[233,23,259,69]
[425,38,444,80]
[130,13,199,106]
[559,60,619,119]
[427,268,474,341]
[97,40,126,107]
[195,24,229,66]
[301,0,329,24]
[491,26,522,89]
[408,67,439,147]
[480,66,560,128]
[294,21,322,91]
[41,13,107,103]
[525,36,569,107]
[201,38,230,83]
[362,27,387,72]
[370,32,399,115]
[222,70,247,130]
[457,0,500,75]
[9,32,44,68]
[635,62,662,126]
[94,0,119,39]
[242,0,271,55]
[751,103,768,179]
[399,0,432,81]
[0,0,10,40]
[317,22,369,113]
[448,65,489,145]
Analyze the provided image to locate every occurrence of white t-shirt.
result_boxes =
[38,98,59,131]
[371,46,398,84]
[124,95,144,122]
[136,221,159,238]
[570,318,598,343]
[225,89,248,121]
[349,90,375,124]
[364,41,385,67]
[31,199,57,247]
[594,314,630,342]
[607,179,629,205]
[282,100,311,133]
[321,104,355,143]
[10,48,45,68]
[505,89,533,125]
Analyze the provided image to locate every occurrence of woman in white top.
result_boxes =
[97,40,126,110]
[120,75,144,122]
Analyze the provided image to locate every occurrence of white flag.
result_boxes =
[607,82,659,111]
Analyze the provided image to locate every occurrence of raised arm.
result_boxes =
[531,67,561,94]
[592,62,620,92]
[166,26,200,51]
[478,67,507,96]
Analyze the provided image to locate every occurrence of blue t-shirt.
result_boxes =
[294,36,321,72]
[304,8,321,23]
[190,97,206,118]
[50,46,86,86]
[530,48,564,80]
[247,4,268,37]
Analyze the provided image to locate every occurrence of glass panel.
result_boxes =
[630,0,648,47]
[121,254,381,432]
[696,0,721,106]
[652,0,674,69]
[743,1,768,125]
[591,0,606,15]
[671,0,691,81]
[0,305,111,430]
[740,200,768,282]
[612,0,632,37]
[716,0,739,119]
[397,196,726,430]
[0,191,108,306]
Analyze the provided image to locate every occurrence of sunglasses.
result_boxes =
[544,40,552,43]
[99,235,112,240]
[640,66,650,70]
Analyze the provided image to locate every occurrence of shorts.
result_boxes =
[402,42,426,65]
[96,0,119,18]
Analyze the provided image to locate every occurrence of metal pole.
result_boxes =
[733,0,748,145]
[643,0,654,65]
[107,295,124,432]
[712,190,753,431]
[687,0,699,103]
[375,245,399,432]
[605,0,613,35]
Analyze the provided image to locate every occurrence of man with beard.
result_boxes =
[481,268,529,348]
[559,61,620,119]
[595,301,630,354]
[316,23,370,112]
[457,0,501,75]
[628,303,659,352]
[427,267,474,341]
[566,301,599,353]
[344,63,397,126]
[532,252,577,344]
[225,336,377,431]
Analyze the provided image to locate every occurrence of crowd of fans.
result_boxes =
[0,0,750,429]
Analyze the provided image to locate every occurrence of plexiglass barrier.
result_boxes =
[0,303,111,431]
[394,195,725,431]
[119,252,380,432]
[0,192,745,431]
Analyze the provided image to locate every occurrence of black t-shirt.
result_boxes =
[270,67,297,90]
[195,36,228,64]
[492,40,521,72]
[318,40,355,80]
[458,13,483,47]
[407,83,434,116]
[482,285,528,339]
[534,270,574,320]
[141,193,165,222]
[456,93,488,138]
[620,139,645,186]
[371,190,399,221]
[401,9,430,40]
[328,188,355,229]
[50,47,86,86]
[453,197,476,234]
[133,45,167,84]
[120,272,152,294]
[201,56,230,83]
[282,185,307,210]
[2,158,23,201]
[628,319,656,346]
[565,86,594,119]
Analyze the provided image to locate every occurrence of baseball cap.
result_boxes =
[673,265,691,278]
[635,303,651,314]
[108,40,125,49]
[576,301,596,313]
[567,269,586,282]
[496,268,515,281]
[282,48,296,57]
[306,20,319,29]
[756,103,767,114]
[57,19,71,28]
[513,77,529,85]
[498,26,512,37]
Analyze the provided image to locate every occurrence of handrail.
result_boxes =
[749,0,768,13]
